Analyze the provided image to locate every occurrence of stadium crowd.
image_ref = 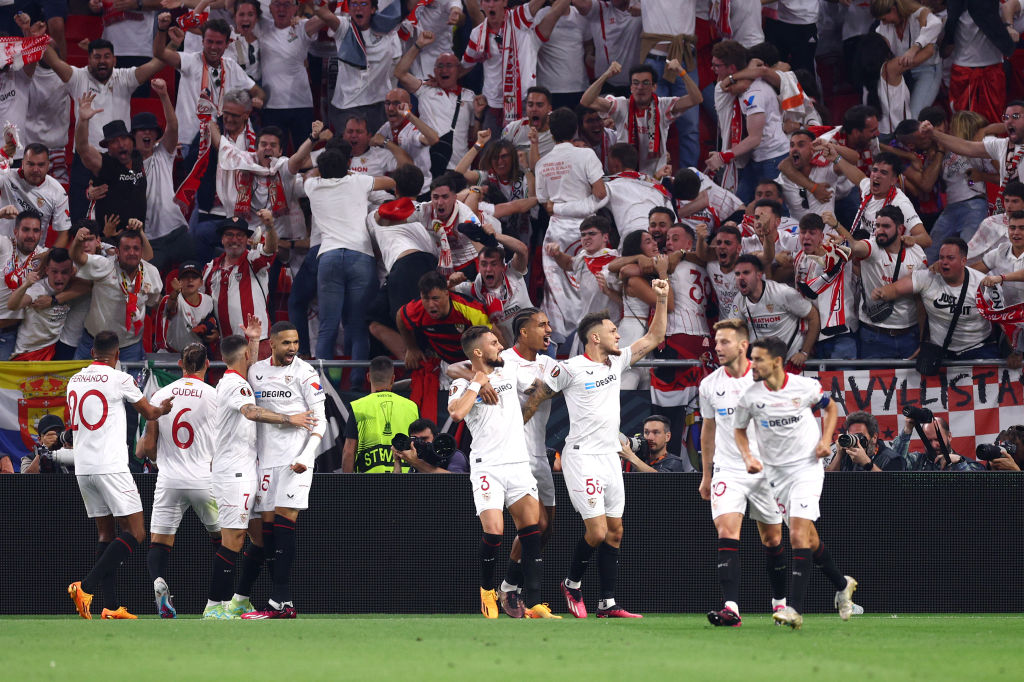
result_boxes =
[0,0,1023,472]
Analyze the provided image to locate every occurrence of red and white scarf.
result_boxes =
[219,142,287,218]
[627,94,661,157]
[120,265,145,337]
[995,143,1024,214]
[397,0,436,41]
[611,170,673,200]
[3,243,37,290]
[0,35,51,70]
[708,0,732,38]
[977,286,1024,349]
[101,0,144,27]
[850,183,897,233]
[174,57,231,217]
[796,244,851,334]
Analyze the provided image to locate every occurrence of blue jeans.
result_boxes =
[0,327,17,360]
[953,343,1000,361]
[926,196,988,263]
[646,54,699,168]
[907,61,942,119]
[814,333,859,361]
[288,244,320,356]
[737,152,788,204]
[316,248,377,384]
[858,325,919,360]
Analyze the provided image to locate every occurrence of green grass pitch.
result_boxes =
[3,614,1022,680]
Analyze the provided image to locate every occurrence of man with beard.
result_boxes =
[377,88,440,194]
[0,143,70,247]
[235,321,326,619]
[921,102,1024,215]
[450,230,532,346]
[202,215,278,358]
[75,92,146,227]
[0,207,47,359]
[502,86,555,159]
[414,172,489,279]
[574,107,618,173]
[395,32,477,176]
[42,37,165,220]
[581,60,701,176]
[828,205,927,359]
[522,280,670,619]
[734,335,857,630]
[646,207,674,254]
[335,116,413,178]
[734,254,819,370]
[699,319,786,628]
[775,129,845,222]
[7,247,90,361]
[448,324,558,619]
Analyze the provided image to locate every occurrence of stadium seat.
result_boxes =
[65,15,103,68]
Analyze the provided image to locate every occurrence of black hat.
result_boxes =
[178,260,203,277]
[130,112,163,136]
[215,216,253,237]
[37,414,65,436]
[99,120,132,148]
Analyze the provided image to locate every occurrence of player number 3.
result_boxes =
[479,475,490,491]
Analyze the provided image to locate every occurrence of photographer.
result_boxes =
[977,429,1022,472]
[391,418,469,474]
[826,411,904,472]
[620,415,695,473]
[894,409,985,471]
[21,414,75,474]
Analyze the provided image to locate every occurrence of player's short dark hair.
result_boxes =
[220,334,249,363]
[512,307,541,340]
[746,41,779,67]
[845,411,879,438]
[47,248,71,265]
[577,311,611,347]
[672,168,701,201]
[941,237,968,257]
[750,336,788,360]
[790,128,816,142]
[893,118,919,138]
[317,149,351,178]
[842,104,880,133]
[368,356,394,384]
[628,63,657,82]
[1005,181,1024,200]
[408,418,438,437]
[460,325,493,356]
[713,317,749,340]
[716,225,742,243]
[1008,100,1024,110]
[1007,210,1024,222]
[116,230,143,248]
[257,126,285,147]
[24,142,48,158]
[418,270,448,296]
[756,178,783,195]
[711,40,747,69]
[525,85,551,103]
[548,107,577,143]
[73,218,102,238]
[270,321,297,336]
[181,342,208,374]
[431,171,465,194]
[392,164,425,199]
[876,204,905,226]
[873,151,904,175]
[14,209,41,230]
[609,142,638,171]
[648,206,676,223]
[580,214,611,235]
[202,18,232,39]
[341,116,368,134]
[644,414,671,432]
[93,330,120,355]
[753,199,783,218]
[799,213,824,232]
[88,39,115,54]
[478,246,506,262]
[917,105,947,127]
[735,253,764,271]
[670,222,696,243]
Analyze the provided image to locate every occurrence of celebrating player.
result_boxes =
[136,343,221,619]
[67,330,174,620]
[238,321,327,619]
[523,279,670,619]
[733,336,858,629]
[207,321,317,620]
[448,325,559,619]
[698,319,786,627]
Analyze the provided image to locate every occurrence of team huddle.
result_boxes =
[64,305,854,626]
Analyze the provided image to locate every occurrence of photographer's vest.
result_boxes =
[351,391,419,473]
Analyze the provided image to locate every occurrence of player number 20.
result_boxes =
[66,389,109,431]
[585,478,602,495]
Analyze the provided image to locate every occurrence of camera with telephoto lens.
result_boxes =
[55,430,74,449]
[976,441,1018,461]
[391,432,457,469]
[624,434,650,460]
[902,405,934,424]
[837,433,869,450]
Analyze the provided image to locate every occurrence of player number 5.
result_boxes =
[585,478,602,495]
[261,473,271,492]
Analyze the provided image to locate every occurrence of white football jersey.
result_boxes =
[66,362,145,475]
[698,363,762,474]
[213,370,258,478]
[500,347,556,460]
[544,346,633,456]
[150,377,218,488]
[248,356,325,468]
[667,261,711,336]
[735,279,812,360]
[449,364,530,468]
[734,373,827,468]
[707,261,742,320]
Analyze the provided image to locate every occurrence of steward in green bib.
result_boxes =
[343,357,419,473]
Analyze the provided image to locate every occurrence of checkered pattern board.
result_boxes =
[810,366,1024,456]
